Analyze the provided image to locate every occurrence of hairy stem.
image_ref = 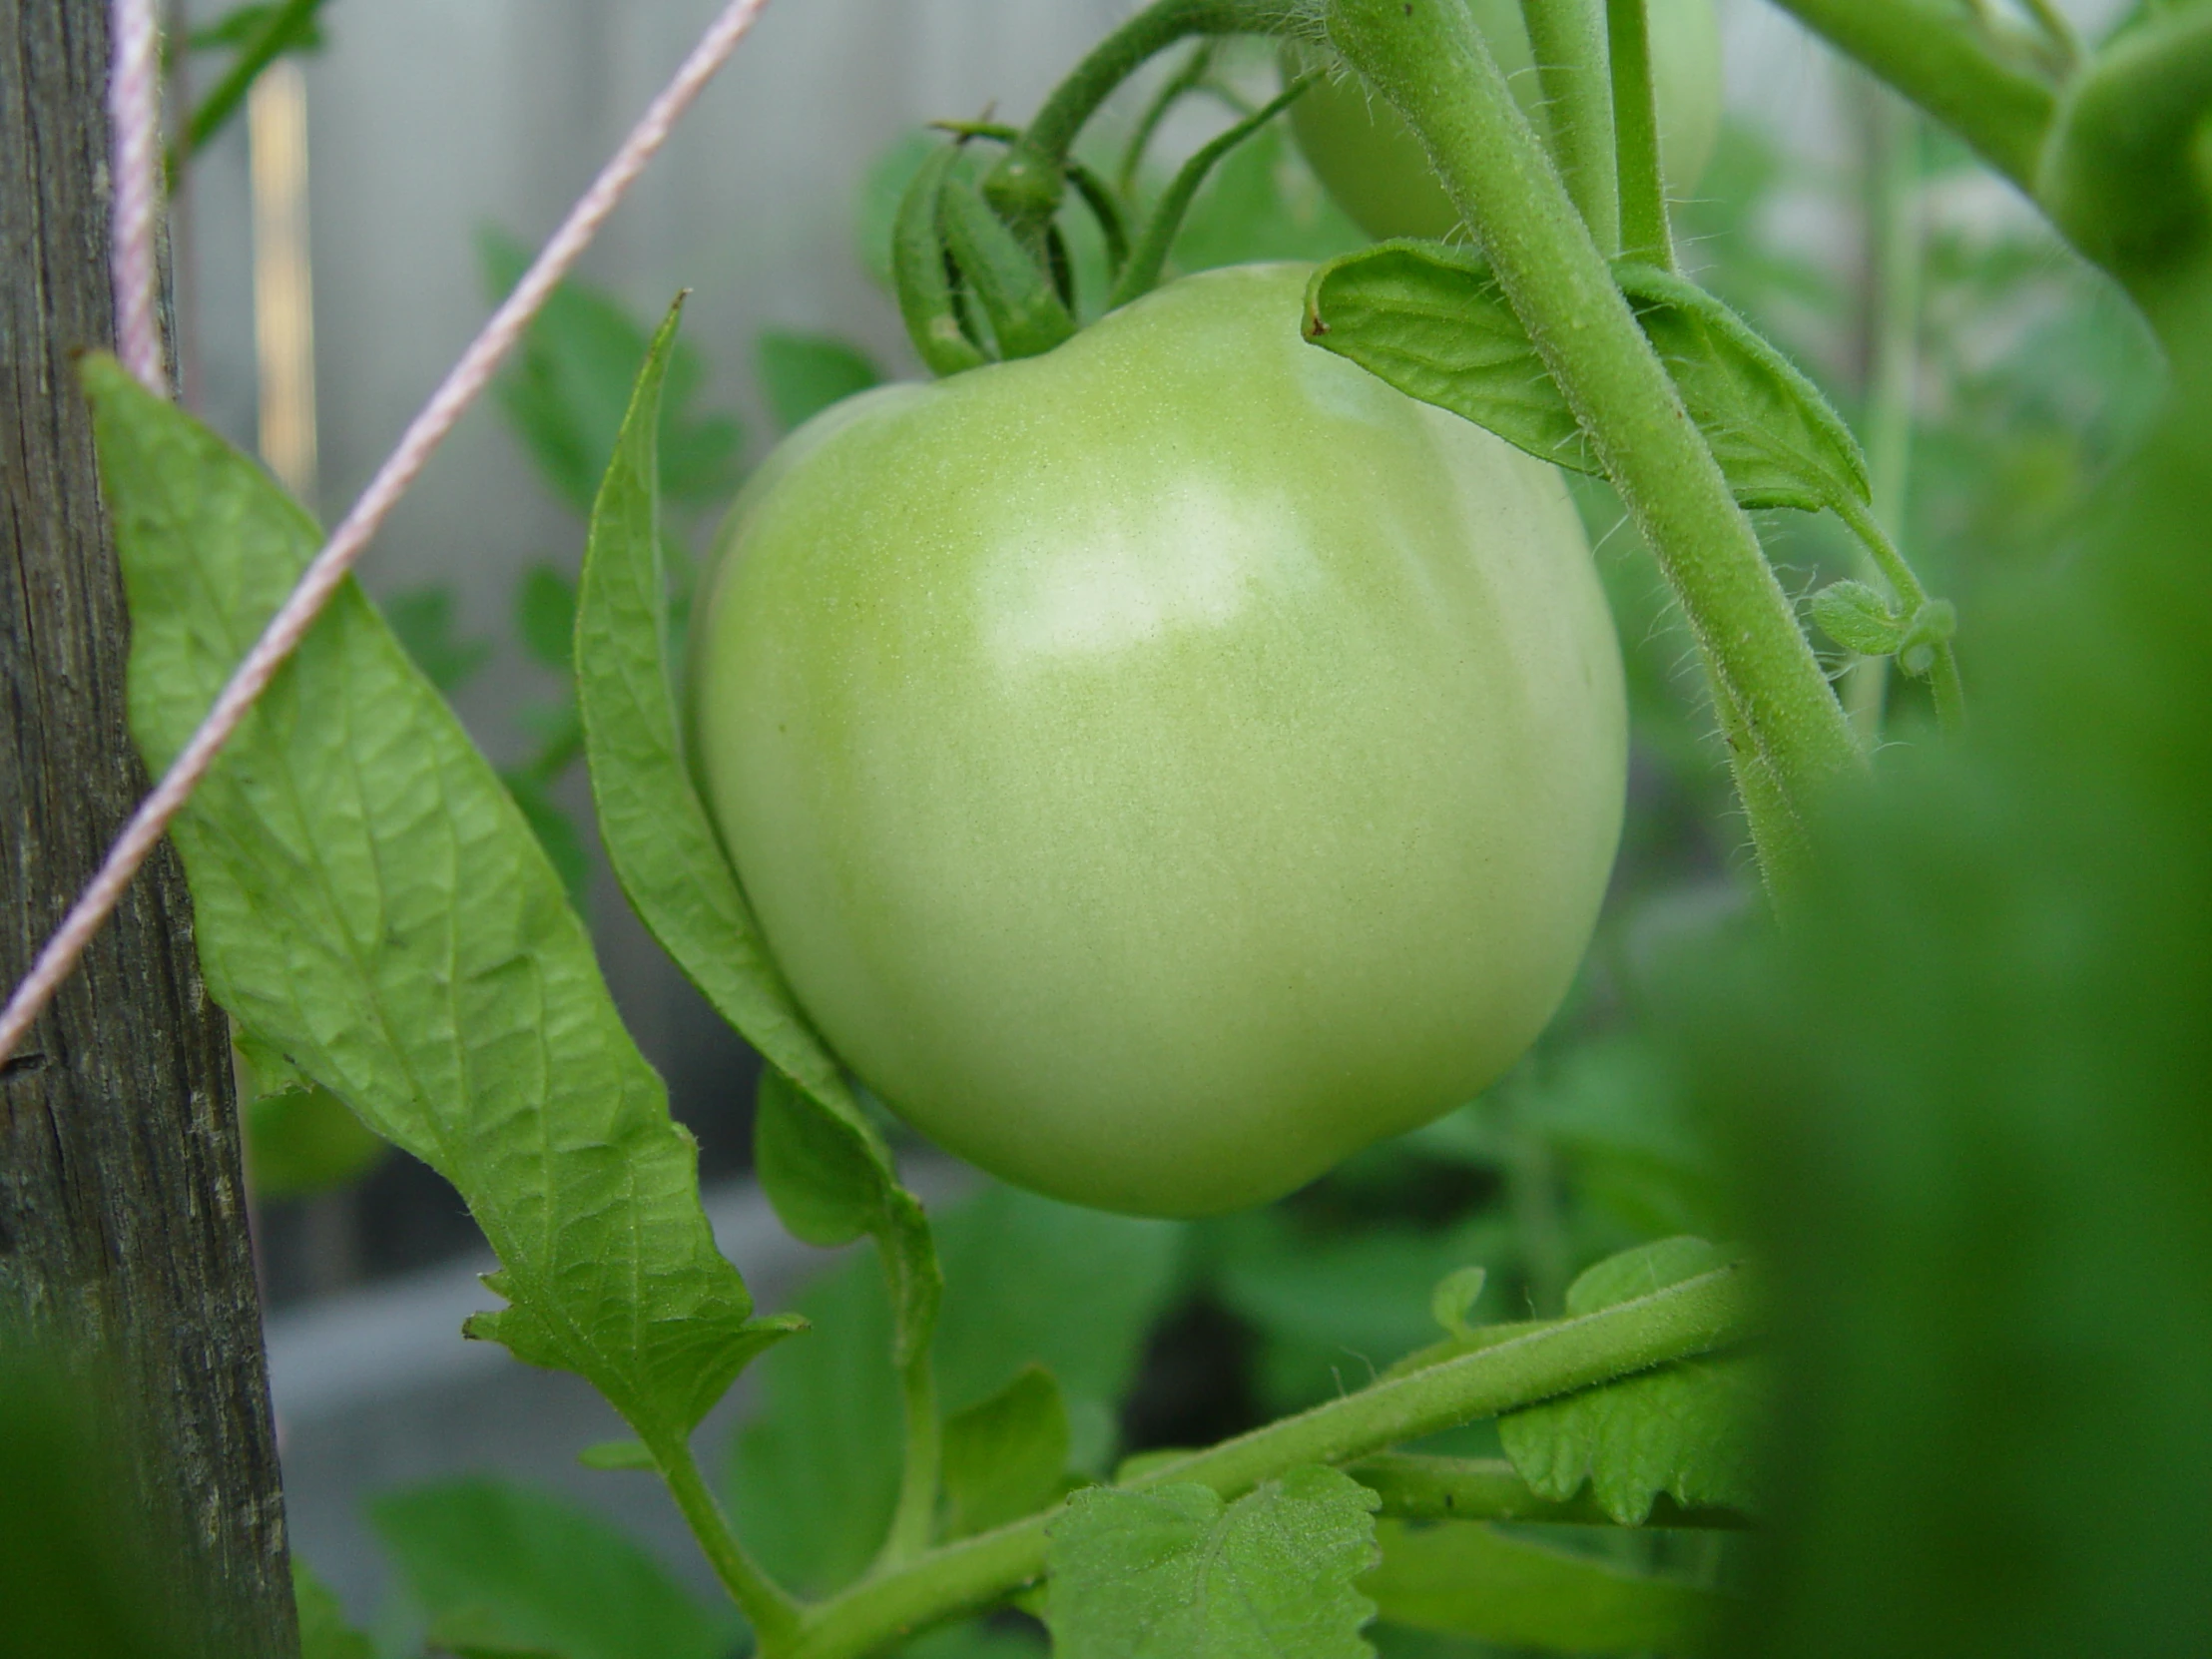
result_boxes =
[658,1437,804,1647]
[784,1267,1752,1659]
[1762,0,2055,195]
[1328,0,1861,904]
[1521,0,1622,253]
[1350,1452,1750,1527]
[1608,0,1671,268]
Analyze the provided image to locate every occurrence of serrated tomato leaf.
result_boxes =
[573,299,942,1356]
[1047,1466,1380,1659]
[1499,1239,1765,1523]
[86,354,796,1446]
[1366,1519,1726,1655]
[1303,242,1869,513]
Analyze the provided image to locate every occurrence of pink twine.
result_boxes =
[109,0,166,393]
[0,0,776,1067]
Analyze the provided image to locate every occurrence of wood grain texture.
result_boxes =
[0,3,296,1651]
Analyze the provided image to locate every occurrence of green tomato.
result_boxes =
[1288,0,1725,242]
[691,265,1626,1217]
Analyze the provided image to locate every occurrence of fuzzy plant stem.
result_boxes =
[1325,0,1861,904]
[778,1267,1751,1659]
[659,1437,805,1648]
[1521,0,1620,254]
[1607,0,1671,269]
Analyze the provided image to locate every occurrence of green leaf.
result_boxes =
[370,1478,739,1659]
[293,1559,373,1659]
[498,769,592,914]
[85,353,797,1448]
[942,1365,1072,1539]
[1809,579,1906,656]
[725,1255,905,1596]
[1302,242,1588,470]
[1303,243,1870,512]
[1499,1240,1764,1524]
[751,1068,881,1249]
[729,1183,1186,1592]
[1615,261,1871,512]
[383,583,491,695]
[756,330,883,432]
[572,299,942,1365]
[517,563,579,673]
[480,231,742,515]
[1047,1466,1380,1659]
[1365,1519,1726,1654]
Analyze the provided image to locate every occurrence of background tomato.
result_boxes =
[1288,0,1725,243]
[691,264,1627,1217]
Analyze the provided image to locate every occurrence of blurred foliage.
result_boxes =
[1662,288,2212,1658]
[0,1357,194,1659]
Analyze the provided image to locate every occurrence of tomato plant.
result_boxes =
[1287,0,1723,242]
[15,0,2212,1657]
[690,262,1626,1217]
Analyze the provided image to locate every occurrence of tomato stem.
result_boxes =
[777,1267,1752,1659]
[1520,0,1621,256]
[1606,0,1672,271]
[873,1245,944,1573]
[656,1435,806,1647]
[1325,0,1862,906]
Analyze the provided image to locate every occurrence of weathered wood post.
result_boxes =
[0,4,296,1651]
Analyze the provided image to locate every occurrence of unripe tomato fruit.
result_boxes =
[1289,0,1725,243]
[691,265,1626,1217]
